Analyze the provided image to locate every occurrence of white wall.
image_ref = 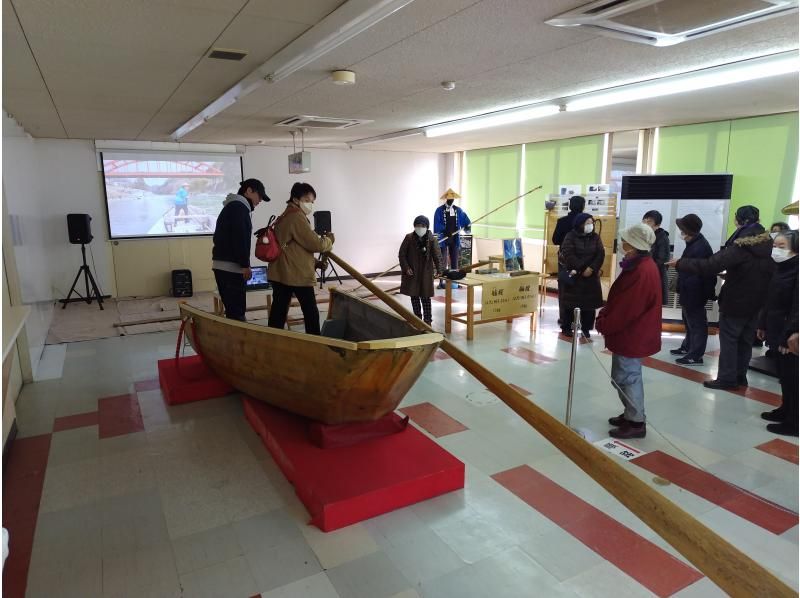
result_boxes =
[244,146,442,275]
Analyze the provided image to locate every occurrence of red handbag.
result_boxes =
[254,215,284,263]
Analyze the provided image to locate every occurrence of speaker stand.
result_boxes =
[318,254,343,289]
[60,243,107,310]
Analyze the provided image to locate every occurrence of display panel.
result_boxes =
[101,151,243,239]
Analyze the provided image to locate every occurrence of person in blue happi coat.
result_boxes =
[433,188,471,289]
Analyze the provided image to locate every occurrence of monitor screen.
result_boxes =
[101,150,243,239]
[246,266,269,291]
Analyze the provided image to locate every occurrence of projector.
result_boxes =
[288,151,311,174]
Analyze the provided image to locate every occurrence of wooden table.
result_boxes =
[443,272,539,340]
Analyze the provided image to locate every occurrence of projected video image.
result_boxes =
[102,152,243,238]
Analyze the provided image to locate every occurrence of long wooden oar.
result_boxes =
[328,251,793,598]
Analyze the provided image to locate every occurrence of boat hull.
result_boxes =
[179,293,441,424]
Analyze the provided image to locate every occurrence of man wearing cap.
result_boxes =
[596,223,662,439]
[434,188,471,289]
[668,205,774,389]
[670,214,716,365]
[212,178,270,321]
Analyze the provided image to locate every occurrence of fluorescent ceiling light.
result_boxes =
[348,129,423,147]
[173,0,414,140]
[424,104,560,138]
[566,52,799,112]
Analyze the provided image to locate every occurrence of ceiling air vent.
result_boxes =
[546,0,798,46]
[208,48,248,61]
[274,115,373,129]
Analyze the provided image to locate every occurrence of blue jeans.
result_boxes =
[611,354,645,423]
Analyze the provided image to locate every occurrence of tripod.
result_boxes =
[61,243,105,310]
[318,253,343,289]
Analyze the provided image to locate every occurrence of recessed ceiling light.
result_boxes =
[331,70,356,85]
[441,81,456,91]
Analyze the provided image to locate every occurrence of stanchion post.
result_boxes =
[565,307,580,426]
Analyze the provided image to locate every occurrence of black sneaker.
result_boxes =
[703,379,738,390]
[608,413,627,426]
[610,423,646,439]
[676,356,703,365]
[561,329,574,338]
[761,409,785,422]
[670,348,688,356]
[766,422,799,437]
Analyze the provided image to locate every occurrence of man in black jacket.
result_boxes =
[552,195,585,330]
[212,179,270,320]
[669,205,775,389]
[642,210,670,305]
[669,214,716,365]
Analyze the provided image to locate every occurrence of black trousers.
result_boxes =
[679,304,708,360]
[561,307,596,335]
[777,352,799,428]
[442,237,459,269]
[268,280,320,335]
[410,296,432,323]
[717,312,759,383]
[214,269,246,321]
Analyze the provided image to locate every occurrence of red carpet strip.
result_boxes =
[493,465,703,597]
[755,439,799,465]
[52,411,99,432]
[399,402,467,437]
[134,378,161,392]
[2,434,52,598]
[98,393,145,439]
[502,347,557,365]
[632,451,797,534]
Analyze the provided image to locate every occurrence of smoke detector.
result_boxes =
[331,70,356,85]
[546,0,798,46]
[441,81,456,91]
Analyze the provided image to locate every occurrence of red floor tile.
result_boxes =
[632,451,797,534]
[493,465,703,596]
[98,393,145,439]
[508,383,532,397]
[134,378,161,392]
[399,402,468,437]
[2,434,51,598]
[52,411,99,432]
[756,439,799,465]
[502,346,557,365]
[429,350,452,362]
[432,296,448,303]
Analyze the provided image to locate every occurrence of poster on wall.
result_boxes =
[558,184,582,197]
[458,235,473,269]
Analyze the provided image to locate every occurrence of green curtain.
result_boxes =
[657,113,799,231]
[522,135,604,239]
[464,145,522,239]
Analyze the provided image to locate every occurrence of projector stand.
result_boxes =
[61,243,107,310]
[318,254,343,289]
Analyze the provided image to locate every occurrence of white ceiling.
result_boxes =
[3,0,798,152]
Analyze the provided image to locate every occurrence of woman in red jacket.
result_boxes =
[596,223,663,439]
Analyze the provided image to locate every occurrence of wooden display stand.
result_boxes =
[540,194,618,301]
[443,272,539,340]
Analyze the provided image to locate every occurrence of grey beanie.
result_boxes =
[621,223,656,251]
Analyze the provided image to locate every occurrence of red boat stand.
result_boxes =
[157,355,234,405]
[243,398,465,532]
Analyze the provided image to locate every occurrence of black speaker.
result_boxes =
[171,269,193,298]
[67,214,93,244]
[313,211,331,235]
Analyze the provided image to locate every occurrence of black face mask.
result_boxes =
[446,199,454,206]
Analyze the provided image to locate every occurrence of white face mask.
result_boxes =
[583,223,594,234]
[770,231,779,239]
[414,227,427,237]
[772,247,792,263]
[299,201,313,215]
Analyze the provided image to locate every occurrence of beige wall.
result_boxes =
[112,237,215,297]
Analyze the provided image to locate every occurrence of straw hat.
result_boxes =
[781,201,798,215]
[440,188,461,200]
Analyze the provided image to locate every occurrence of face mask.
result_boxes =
[299,201,313,215]
[415,227,427,237]
[770,231,779,239]
[583,223,593,234]
[772,247,792,263]
[446,199,454,206]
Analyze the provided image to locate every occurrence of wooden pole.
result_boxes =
[327,251,793,598]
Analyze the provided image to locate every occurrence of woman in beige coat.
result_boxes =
[268,183,333,335]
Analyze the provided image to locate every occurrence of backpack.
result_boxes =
[254,215,285,263]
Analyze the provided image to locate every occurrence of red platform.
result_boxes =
[157,355,234,405]
[243,398,465,532]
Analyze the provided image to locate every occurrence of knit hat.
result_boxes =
[413,215,430,228]
[676,213,702,236]
[621,223,656,251]
[573,213,592,230]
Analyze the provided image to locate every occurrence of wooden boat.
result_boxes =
[178,289,442,424]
